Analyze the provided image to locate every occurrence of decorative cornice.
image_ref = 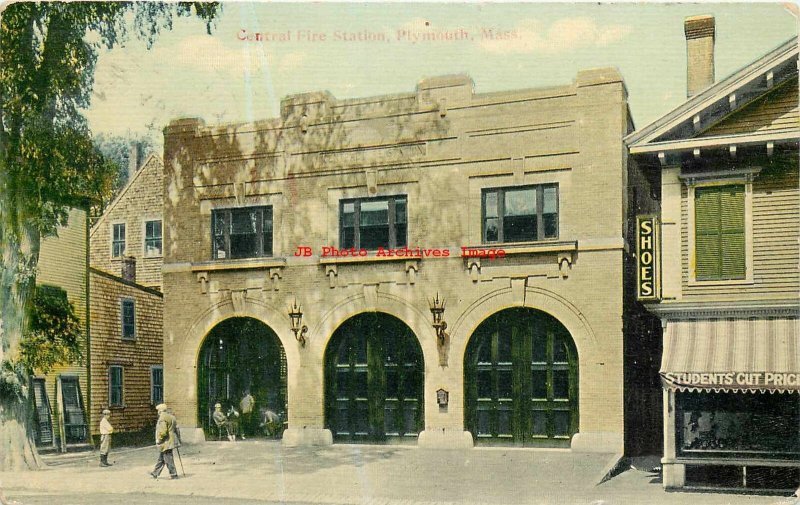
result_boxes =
[678,167,762,186]
[648,299,799,320]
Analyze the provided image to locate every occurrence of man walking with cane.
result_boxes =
[150,403,181,480]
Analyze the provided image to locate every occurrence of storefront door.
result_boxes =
[325,312,424,442]
[465,308,578,447]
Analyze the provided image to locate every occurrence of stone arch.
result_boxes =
[310,291,438,372]
[450,286,596,368]
[178,296,300,373]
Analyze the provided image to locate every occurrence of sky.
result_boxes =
[84,2,798,144]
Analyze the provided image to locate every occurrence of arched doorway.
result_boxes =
[324,312,424,443]
[464,308,578,447]
[197,317,287,437]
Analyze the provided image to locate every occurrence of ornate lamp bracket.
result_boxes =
[288,298,308,347]
[429,292,449,366]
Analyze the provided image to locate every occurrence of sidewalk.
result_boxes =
[2,440,797,505]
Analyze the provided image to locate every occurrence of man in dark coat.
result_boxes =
[150,403,181,480]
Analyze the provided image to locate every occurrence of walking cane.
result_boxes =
[175,447,186,477]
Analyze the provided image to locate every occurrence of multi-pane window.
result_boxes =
[151,366,164,405]
[112,223,126,257]
[482,185,558,243]
[144,220,162,257]
[109,366,123,407]
[121,299,135,339]
[695,185,745,281]
[212,207,273,260]
[340,196,407,250]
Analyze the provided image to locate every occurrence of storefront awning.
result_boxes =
[660,318,800,393]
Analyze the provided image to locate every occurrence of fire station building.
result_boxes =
[161,70,659,452]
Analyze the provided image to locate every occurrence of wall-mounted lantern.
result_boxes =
[288,298,308,347]
[429,292,449,366]
[429,293,447,345]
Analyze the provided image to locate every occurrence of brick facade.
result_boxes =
[162,70,655,453]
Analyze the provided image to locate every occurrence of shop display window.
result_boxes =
[677,391,800,459]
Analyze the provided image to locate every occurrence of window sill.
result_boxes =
[143,254,163,260]
[319,253,424,265]
[688,278,754,287]
[191,257,287,272]
[665,457,800,467]
[121,337,136,342]
[464,240,578,255]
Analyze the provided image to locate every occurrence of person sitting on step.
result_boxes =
[212,403,235,441]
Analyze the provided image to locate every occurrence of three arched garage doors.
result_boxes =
[196,309,579,446]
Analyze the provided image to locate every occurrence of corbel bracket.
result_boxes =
[197,271,209,294]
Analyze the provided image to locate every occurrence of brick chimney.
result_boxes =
[122,256,136,283]
[128,142,140,182]
[685,15,715,97]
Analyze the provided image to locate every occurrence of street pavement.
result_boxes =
[2,440,798,505]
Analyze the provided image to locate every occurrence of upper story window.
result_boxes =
[694,184,745,281]
[144,220,162,257]
[121,299,135,339]
[112,223,126,258]
[482,185,558,243]
[212,206,273,260]
[109,365,123,407]
[340,195,407,250]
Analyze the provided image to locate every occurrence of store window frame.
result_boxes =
[339,195,407,251]
[481,184,559,244]
[675,390,800,461]
[211,206,273,260]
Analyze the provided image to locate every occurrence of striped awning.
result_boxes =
[660,318,800,393]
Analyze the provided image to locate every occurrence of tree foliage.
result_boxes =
[19,285,83,375]
[93,132,158,206]
[1,2,220,238]
[0,1,220,470]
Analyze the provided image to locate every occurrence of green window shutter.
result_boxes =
[720,186,746,279]
[694,185,745,280]
[695,188,722,279]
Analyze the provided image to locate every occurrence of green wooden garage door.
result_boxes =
[465,308,578,447]
[325,312,424,443]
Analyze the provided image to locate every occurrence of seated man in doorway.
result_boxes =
[259,408,283,438]
[212,403,235,442]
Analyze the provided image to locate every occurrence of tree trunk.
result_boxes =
[0,195,43,470]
